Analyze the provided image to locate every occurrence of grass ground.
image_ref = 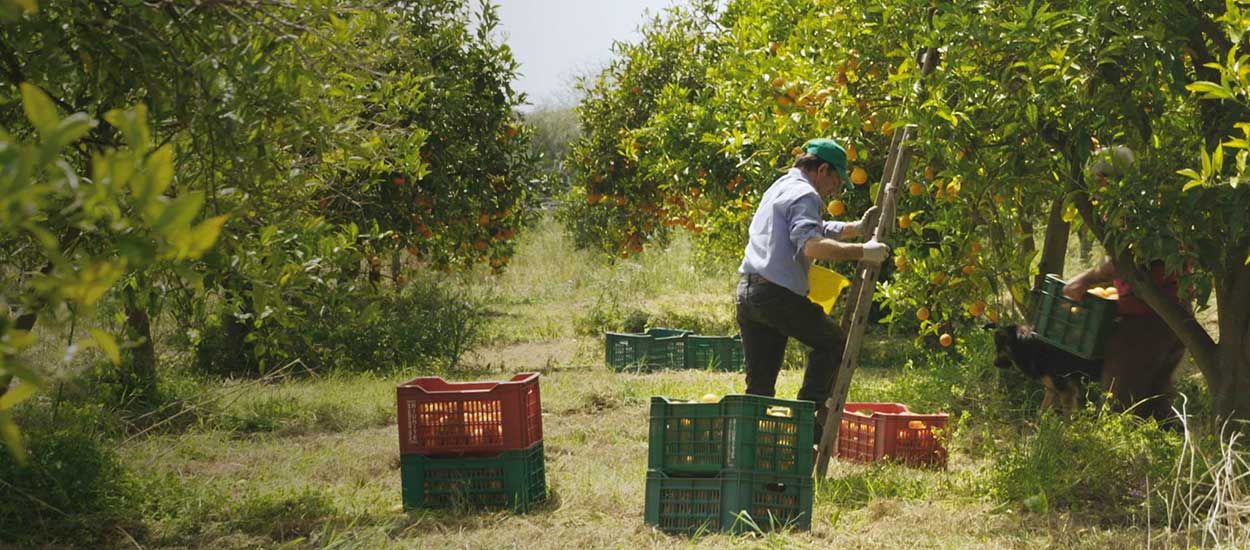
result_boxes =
[11,217,1226,548]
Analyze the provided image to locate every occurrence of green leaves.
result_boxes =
[88,329,121,366]
[20,83,59,134]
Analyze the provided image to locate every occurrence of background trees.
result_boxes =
[0,0,541,441]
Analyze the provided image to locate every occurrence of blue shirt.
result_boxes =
[739,168,845,296]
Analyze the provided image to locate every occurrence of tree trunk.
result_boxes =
[1036,196,1070,290]
[121,285,158,406]
[1077,229,1093,263]
[1210,259,1250,426]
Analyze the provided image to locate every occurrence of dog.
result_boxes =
[990,321,1185,422]
[990,323,1102,414]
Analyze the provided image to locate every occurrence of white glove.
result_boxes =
[861,239,890,264]
[857,206,880,233]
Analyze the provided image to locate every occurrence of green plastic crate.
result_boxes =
[605,328,690,371]
[644,470,813,534]
[400,442,546,512]
[684,335,744,372]
[648,395,815,477]
[1032,274,1118,359]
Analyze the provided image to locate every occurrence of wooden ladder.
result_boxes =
[813,125,916,477]
[813,44,939,477]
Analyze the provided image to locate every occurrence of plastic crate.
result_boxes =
[837,402,948,467]
[648,395,815,477]
[604,328,690,371]
[644,470,812,534]
[401,442,546,512]
[684,335,744,372]
[1031,274,1118,359]
[396,373,542,455]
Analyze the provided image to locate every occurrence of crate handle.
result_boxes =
[907,420,927,430]
[764,482,787,493]
[766,406,792,418]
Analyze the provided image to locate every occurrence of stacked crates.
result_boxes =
[1032,274,1118,359]
[605,328,744,372]
[396,373,546,512]
[645,395,816,534]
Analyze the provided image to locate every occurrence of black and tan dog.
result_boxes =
[991,321,1185,421]
[990,324,1102,413]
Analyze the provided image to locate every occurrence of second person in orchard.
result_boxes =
[737,137,889,439]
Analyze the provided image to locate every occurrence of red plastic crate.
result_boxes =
[836,403,948,467]
[397,373,542,455]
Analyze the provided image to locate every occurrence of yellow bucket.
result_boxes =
[808,265,851,315]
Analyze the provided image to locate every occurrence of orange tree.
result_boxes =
[573,0,1250,423]
[0,86,220,459]
[316,2,540,275]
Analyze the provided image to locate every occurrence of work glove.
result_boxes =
[861,238,890,264]
[841,206,880,237]
[858,206,880,234]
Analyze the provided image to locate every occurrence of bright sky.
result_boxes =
[496,0,678,110]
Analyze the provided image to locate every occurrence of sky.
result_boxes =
[495,0,678,110]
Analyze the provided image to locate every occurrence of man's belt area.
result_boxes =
[745,273,774,285]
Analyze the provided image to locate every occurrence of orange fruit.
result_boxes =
[946,181,960,198]
[916,307,930,321]
[777,95,794,107]
[771,76,787,88]
[587,193,603,205]
[970,242,982,254]
[987,309,1001,323]
[851,167,869,186]
[894,255,908,270]
[615,195,627,206]
[924,165,936,181]
[827,200,846,216]
[909,182,924,196]
[478,213,490,226]
[939,333,953,348]
[473,240,487,251]
[898,214,912,229]
[962,264,976,276]
[846,143,858,161]
[969,300,986,316]
[932,273,947,285]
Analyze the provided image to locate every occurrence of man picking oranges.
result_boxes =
[736,137,888,440]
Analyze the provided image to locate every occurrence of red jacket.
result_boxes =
[1112,262,1186,317]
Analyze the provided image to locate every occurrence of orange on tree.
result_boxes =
[924,165,936,181]
[962,264,976,276]
[908,182,924,196]
[846,143,858,161]
[851,167,869,185]
[827,199,846,216]
[916,307,930,321]
[898,213,912,229]
[969,300,986,317]
[932,273,947,285]
[939,333,953,348]
[894,255,908,270]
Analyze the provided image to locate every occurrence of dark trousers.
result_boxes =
[736,274,847,436]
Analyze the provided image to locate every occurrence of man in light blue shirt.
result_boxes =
[737,138,889,439]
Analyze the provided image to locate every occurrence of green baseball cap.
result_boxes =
[804,138,849,182]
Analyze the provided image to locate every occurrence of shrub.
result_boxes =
[196,275,486,376]
[0,403,137,546]
[988,407,1181,523]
